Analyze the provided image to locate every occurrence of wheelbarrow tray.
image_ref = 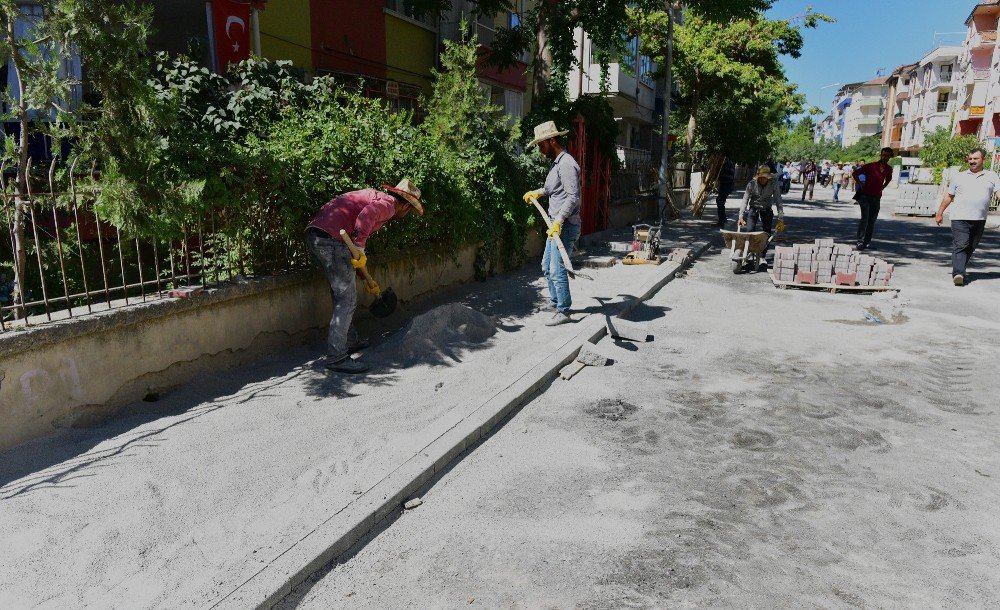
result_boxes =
[721,229,770,255]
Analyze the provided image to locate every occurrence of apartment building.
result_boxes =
[955,1,1000,143]
[814,114,836,144]
[823,83,862,146]
[881,63,918,151]
[567,28,659,151]
[842,77,889,146]
[898,46,961,151]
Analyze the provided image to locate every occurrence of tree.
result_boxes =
[920,127,979,170]
[639,6,832,215]
[0,0,151,316]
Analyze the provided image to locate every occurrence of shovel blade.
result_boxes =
[370,288,397,318]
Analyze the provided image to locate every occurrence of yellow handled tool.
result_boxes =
[339,230,397,318]
[527,195,578,280]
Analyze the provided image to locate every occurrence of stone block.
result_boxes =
[797,270,818,284]
[835,272,857,286]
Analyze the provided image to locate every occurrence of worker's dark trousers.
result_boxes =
[951,219,987,277]
[743,207,774,256]
[716,181,734,226]
[856,194,881,247]
[305,228,359,360]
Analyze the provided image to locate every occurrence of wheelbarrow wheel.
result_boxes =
[732,259,742,274]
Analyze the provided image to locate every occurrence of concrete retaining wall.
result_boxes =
[0,240,530,452]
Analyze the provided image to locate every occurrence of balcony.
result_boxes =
[972,30,997,50]
[857,96,882,109]
[966,67,991,82]
[836,97,852,109]
[896,90,910,101]
[893,113,905,125]
[858,116,882,127]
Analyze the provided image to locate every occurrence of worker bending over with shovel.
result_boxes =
[523,121,582,327]
[737,165,785,257]
[305,179,424,374]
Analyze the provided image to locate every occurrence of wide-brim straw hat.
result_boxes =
[755,165,772,179]
[381,178,424,216]
[528,120,569,147]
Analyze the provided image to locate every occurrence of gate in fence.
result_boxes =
[568,114,611,236]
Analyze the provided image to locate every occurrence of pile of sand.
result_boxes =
[383,303,496,364]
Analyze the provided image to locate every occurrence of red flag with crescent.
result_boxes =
[211,0,251,71]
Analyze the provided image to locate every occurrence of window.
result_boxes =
[384,0,432,26]
[639,54,653,84]
[621,37,638,73]
[940,64,952,82]
[937,91,949,113]
[509,0,524,27]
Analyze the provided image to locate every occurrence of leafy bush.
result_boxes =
[93,36,548,279]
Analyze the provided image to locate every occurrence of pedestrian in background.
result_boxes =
[716,154,736,228]
[935,147,999,286]
[820,161,831,187]
[798,159,808,184]
[831,163,846,201]
[852,148,894,251]
[523,120,581,326]
[781,160,792,194]
[801,159,816,201]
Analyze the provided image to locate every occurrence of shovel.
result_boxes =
[339,229,398,318]
[527,195,592,280]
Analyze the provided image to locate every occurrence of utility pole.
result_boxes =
[656,1,675,240]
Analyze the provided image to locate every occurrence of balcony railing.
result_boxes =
[974,30,998,48]
[937,102,950,113]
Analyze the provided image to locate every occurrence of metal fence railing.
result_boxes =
[1,158,310,333]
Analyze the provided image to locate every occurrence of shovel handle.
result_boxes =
[528,196,577,278]
[338,230,381,295]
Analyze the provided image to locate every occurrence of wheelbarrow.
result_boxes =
[721,225,773,274]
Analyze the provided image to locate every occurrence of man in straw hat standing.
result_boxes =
[523,120,581,326]
[737,165,785,262]
[305,179,424,373]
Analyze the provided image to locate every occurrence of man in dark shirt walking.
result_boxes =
[716,154,736,228]
[852,148,894,250]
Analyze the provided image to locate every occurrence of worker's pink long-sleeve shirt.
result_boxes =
[307,189,396,248]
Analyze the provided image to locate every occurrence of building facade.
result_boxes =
[898,46,961,151]
[842,77,889,147]
[567,28,659,151]
[955,1,1000,144]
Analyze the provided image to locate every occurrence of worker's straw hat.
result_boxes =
[528,120,569,147]
[755,165,772,179]
[381,178,424,216]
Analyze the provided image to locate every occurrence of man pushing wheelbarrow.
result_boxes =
[722,165,785,273]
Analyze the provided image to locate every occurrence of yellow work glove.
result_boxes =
[546,221,562,238]
[350,252,367,269]
[364,279,381,296]
[775,219,786,233]
[523,189,545,203]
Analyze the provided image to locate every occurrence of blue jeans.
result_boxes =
[542,221,580,313]
[833,182,841,200]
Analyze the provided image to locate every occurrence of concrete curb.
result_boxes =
[211,237,712,610]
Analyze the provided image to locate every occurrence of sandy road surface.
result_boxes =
[280,187,1000,608]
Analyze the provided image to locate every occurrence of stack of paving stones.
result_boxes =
[772,239,894,287]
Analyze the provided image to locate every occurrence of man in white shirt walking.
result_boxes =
[935,147,999,286]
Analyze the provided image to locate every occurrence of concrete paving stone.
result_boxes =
[835,272,858,286]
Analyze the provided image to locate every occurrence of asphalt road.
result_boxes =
[278,184,1000,609]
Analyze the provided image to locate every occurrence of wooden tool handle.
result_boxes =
[528,196,576,277]
[338,229,378,287]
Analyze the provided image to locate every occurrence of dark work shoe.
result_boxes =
[347,338,370,354]
[856,243,866,251]
[325,356,369,374]
[545,312,572,326]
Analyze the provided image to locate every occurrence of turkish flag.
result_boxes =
[212,0,251,71]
